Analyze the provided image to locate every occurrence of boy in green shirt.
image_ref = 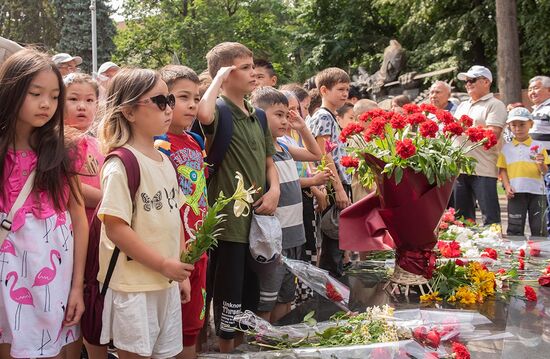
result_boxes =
[196,42,279,353]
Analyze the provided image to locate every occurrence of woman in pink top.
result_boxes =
[63,73,104,224]
[0,50,88,358]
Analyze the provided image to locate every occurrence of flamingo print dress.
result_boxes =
[0,150,78,358]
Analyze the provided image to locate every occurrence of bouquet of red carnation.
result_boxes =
[339,106,498,279]
[282,257,350,310]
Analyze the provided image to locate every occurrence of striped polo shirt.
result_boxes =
[497,137,549,195]
[273,144,306,249]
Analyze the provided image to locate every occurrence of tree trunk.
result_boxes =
[496,0,522,105]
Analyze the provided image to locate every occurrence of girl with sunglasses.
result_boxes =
[97,68,193,358]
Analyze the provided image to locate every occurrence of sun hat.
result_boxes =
[98,61,120,75]
[51,53,83,66]
[457,65,493,82]
[507,107,533,123]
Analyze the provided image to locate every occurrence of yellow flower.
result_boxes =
[232,171,260,217]
[448,295,457,302]
[420,291,443,302]
[455,286,476,304]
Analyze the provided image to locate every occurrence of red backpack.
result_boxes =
[81,147,140,345]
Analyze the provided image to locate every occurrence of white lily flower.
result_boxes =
[232,171,260,217]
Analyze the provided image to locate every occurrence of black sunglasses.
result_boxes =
[137,94,176,111]
[465,77,484,84]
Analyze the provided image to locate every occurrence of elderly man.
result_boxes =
[453,65,507,225]
[429,81,457,114]
[51,53,82,76]
[528,75,550,233]
[97,61,120,100]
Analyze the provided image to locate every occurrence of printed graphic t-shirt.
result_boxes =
[167,131,208,242]
[98,145,185,292]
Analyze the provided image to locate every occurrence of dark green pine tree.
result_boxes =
[55,0,116,74]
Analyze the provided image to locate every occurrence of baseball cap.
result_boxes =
[98,61,120,75]
[52,53,83,66]
[249,213,282,264]
[507,107,533,123]
[457,65,493,82]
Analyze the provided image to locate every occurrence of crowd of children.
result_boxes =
[0,42,549,359]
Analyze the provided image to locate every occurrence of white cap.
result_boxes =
[98,61,120,75]
[51,53,83,66]
[457,65,493,82]
[506,107,533,123]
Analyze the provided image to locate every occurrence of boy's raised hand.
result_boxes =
[288,109,306,131]
[214,65,237,83]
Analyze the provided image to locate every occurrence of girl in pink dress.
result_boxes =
[0,49,88,358]
[63,73,105,225]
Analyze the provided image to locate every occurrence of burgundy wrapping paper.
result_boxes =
[340,154,454,278]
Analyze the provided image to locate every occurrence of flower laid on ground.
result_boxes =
[181,171,259,265]
[452,341,471,359]
[538,265,550,287]
[419,291,443,302]
[341,107,498,186]
[325,282,344,302]
[528,241,541,257]
[423,261,495,304]
[524,285,537,302]
[481,248,497,260]
[518,258,525,270]
[437,240,461,258]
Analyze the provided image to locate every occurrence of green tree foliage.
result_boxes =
[114,0,549,86]
[55,0,116,73]
[114,0,294,81]
[0,0,59,48]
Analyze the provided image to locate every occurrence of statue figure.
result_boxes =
[0,36,23,66]
[355,40,406,94]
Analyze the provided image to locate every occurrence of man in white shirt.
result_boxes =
[453,66,507,225]
[528,75,550,233]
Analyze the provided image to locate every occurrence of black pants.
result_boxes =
[454,174,501,225]
[318,184,351,278]
[210,241,259,339]
[507,193,547,237]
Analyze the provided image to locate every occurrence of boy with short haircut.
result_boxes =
[497,107,549,237]
[306,67,352,277]
[250,87,323,322]
[158,65,207,359]
[254,59,277,88]
[197,42,280,353]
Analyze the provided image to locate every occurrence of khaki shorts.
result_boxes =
[101,285,183,358]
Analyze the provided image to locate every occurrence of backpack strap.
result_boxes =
[185,130,206,152]
[189,97,269,180]
[99,147,141,296]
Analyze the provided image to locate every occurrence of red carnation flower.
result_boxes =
[524,285,537,301]
[438,240,461,258]
[420,120,439,138]
[529,241,541,257]
[339,122,365,142]
[483,129,498,149]
[359,108,388,122]
[519,258,525,270]
[395,138,416,159]
[439,222,449,230]
[443,122,464,136]
[420,103,439,114]
[326,282,343,302]
[390,113,407,129]
[402,103,420,114]
[365,116,387,139]
[539,274,550,287]
[425,330,441,348]
[530,145,540,153]
[459,115,474,128]
[465,126,485,142]
[442,212,455,223]
[341,156,359,168]
[481,248,497,260]
[435,109,455,124]
[451,342,471,359]
[455,258,465,266]
[407,112,428,126]
[519,248,525,258]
